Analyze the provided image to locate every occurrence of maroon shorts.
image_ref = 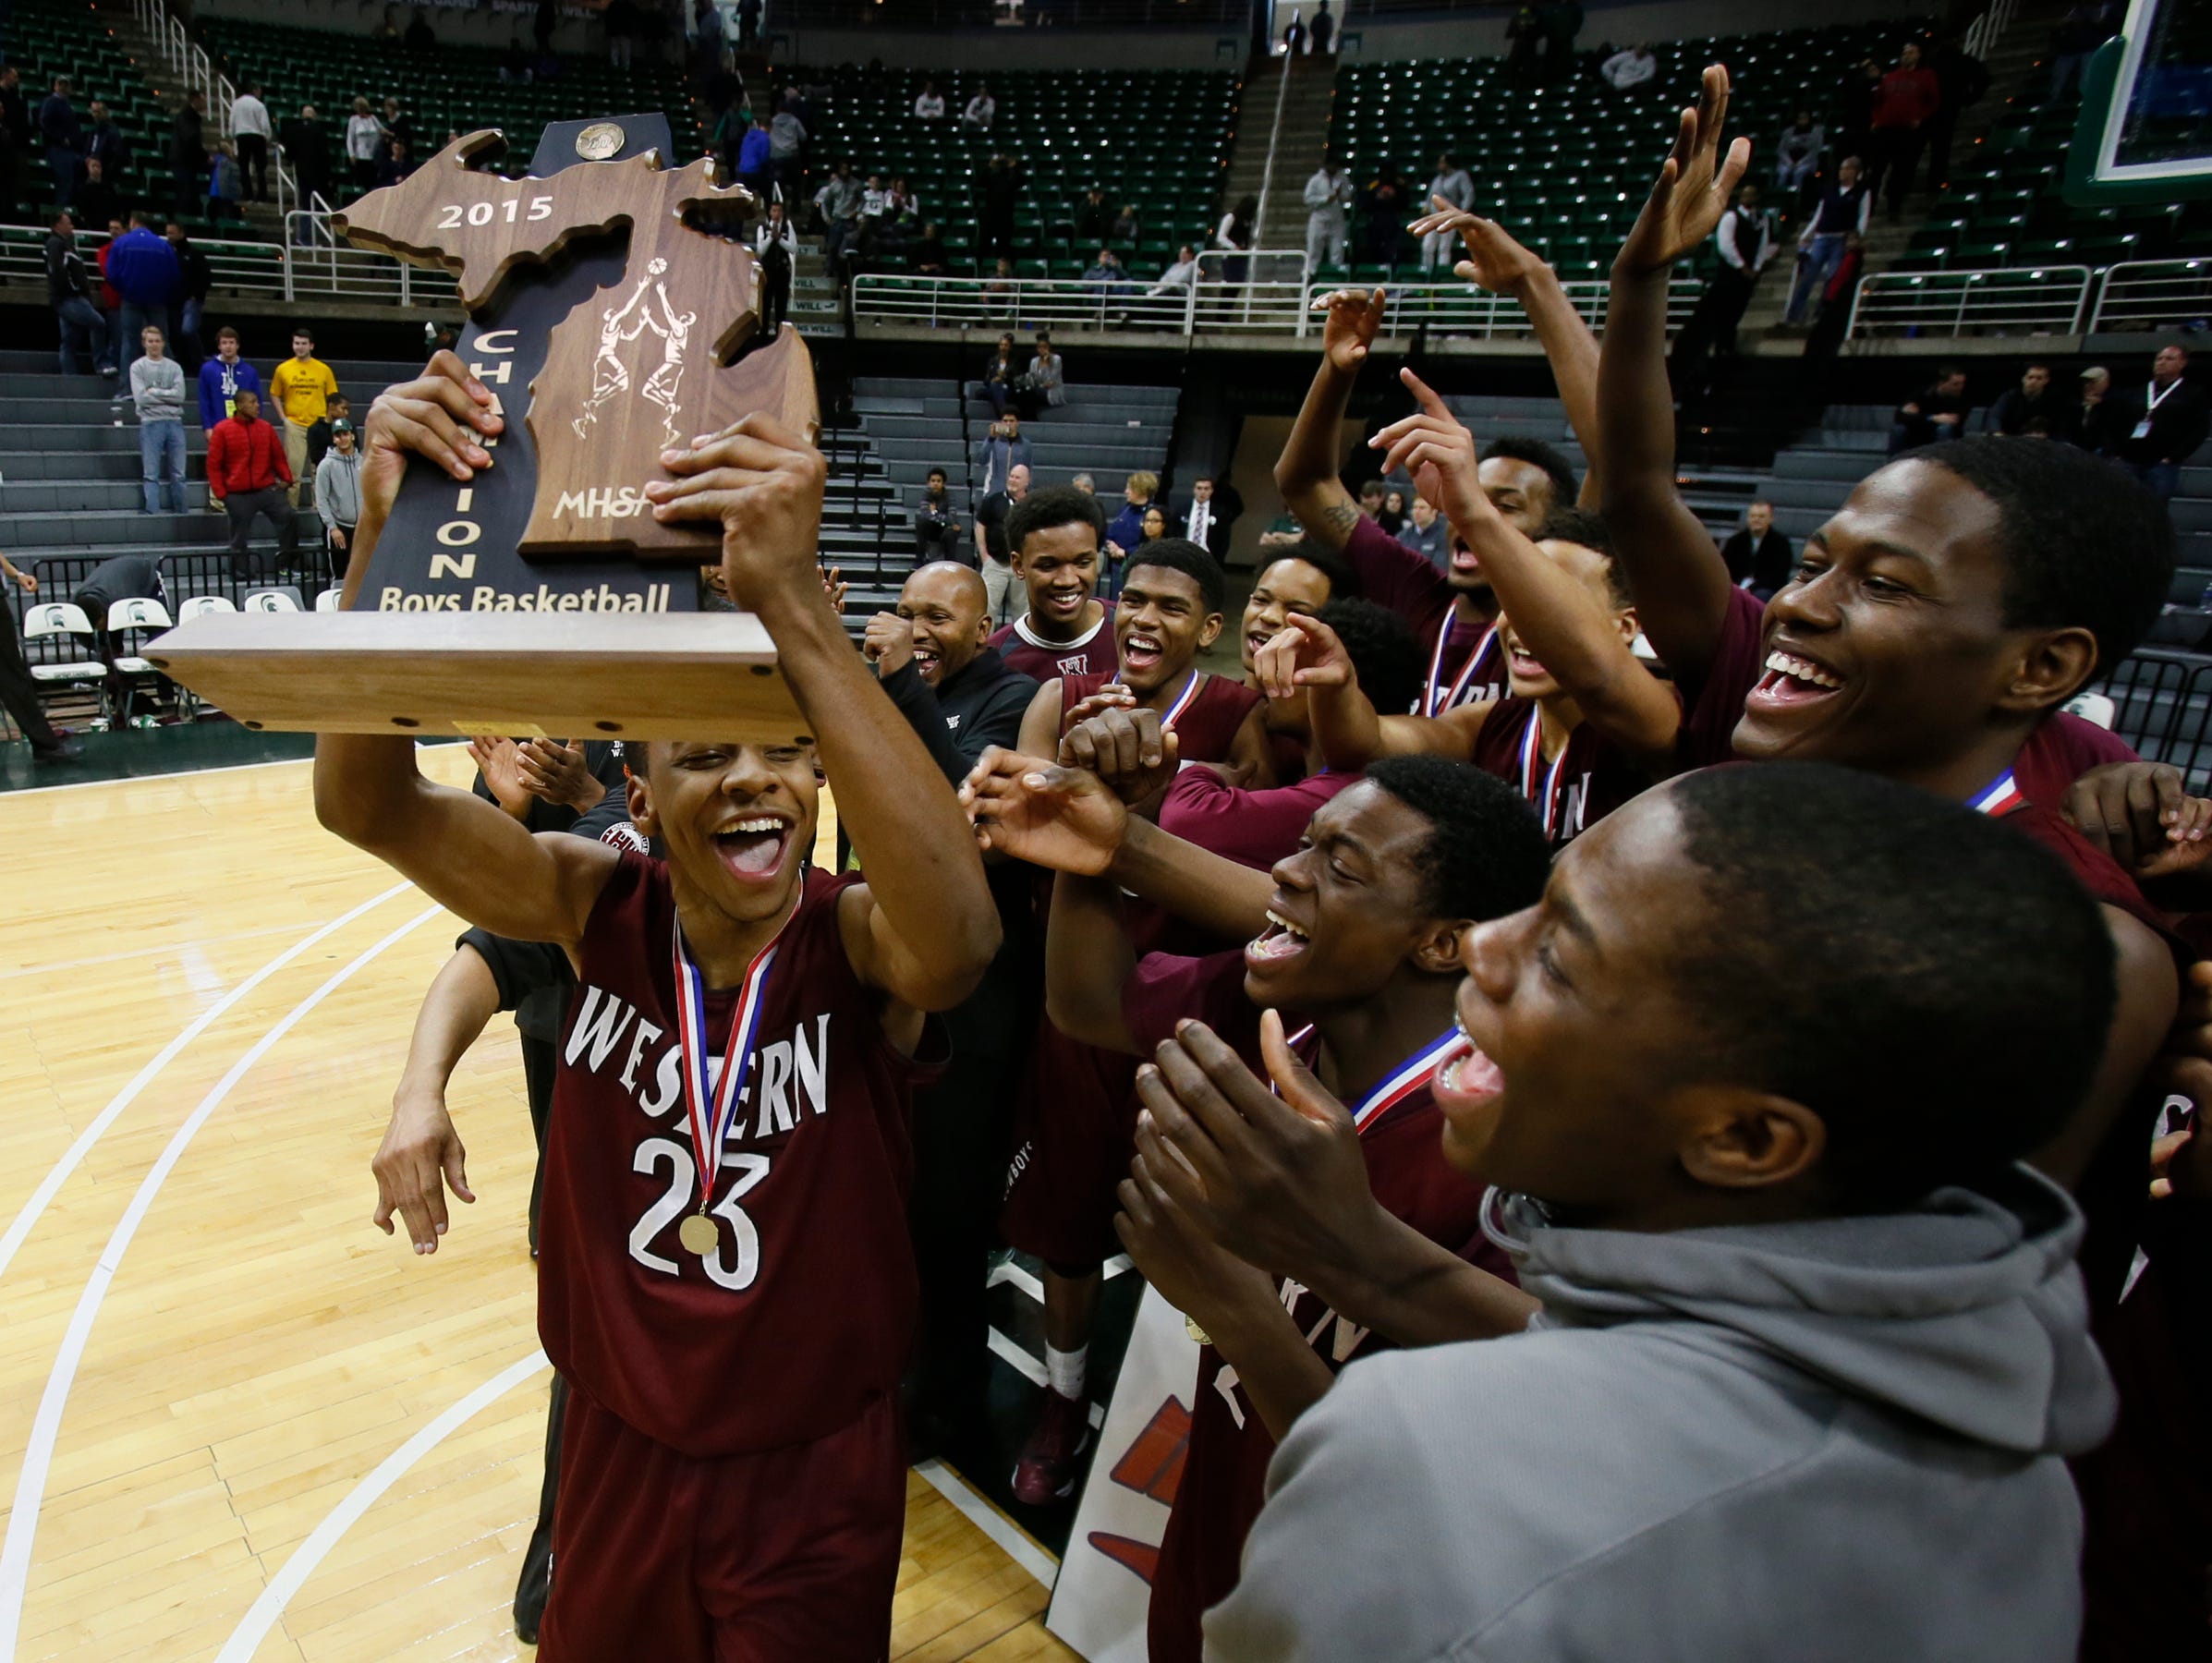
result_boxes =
[538,1386,906,1663]
[999,1018,1141,1269]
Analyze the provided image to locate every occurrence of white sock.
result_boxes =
[1046,1343,1088,1402]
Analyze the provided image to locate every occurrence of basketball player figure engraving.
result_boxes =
[315,353,1002,1661]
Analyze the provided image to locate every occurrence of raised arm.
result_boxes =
[1045,869,1142,1052]
[1379,370,1683,771]
[1598,65,1749,687]
[313,354,619,948]
[1406,199,1604,505]
[1274,288,1386,551]
[1255,613,1474,771]
[649,416,1000,1012]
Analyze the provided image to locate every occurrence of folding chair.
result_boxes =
[313,589,342,613]
[22,602,110,731]
[243,587,306,613]
[106,596,176,727]
[179,594,237,621]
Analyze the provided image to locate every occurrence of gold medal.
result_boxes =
[1185,1315,1211,1346]
[678,1212,719,1256]
[575,122,626,162]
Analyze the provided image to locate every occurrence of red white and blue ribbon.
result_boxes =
[672,907,792,1220]
[1159,669,1204,732]
[1423,616,1500,717]
[1516,709,1575,841]
[1968,769,2024,819]
[1277,1024,1465,1135]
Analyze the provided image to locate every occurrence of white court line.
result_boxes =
[0,904,443,1663]
[0,741,466,798]
[0,920,311,983]
[0,881,412,1284]
[914,1459,1061,1591]
[212,1349,551,1663]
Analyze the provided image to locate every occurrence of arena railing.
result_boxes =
[1845,265,2096,339]
[850,274,1702,338]
[2094,649,2212,793]
[2086,258,2212,332]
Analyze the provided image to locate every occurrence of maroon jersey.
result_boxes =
[1675,584,2133,796]
[1121,952,1500,1663]
[1344,515,1506,711]
[539,855,939,1457]
[1467,696,1651,848]
[991,601,1118,683]
[1159,765,1356,872]
[1060,668,1263,765]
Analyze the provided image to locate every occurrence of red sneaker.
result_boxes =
[1011,1388,1092,1506]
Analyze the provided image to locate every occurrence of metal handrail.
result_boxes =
[132,0,299,225]
[1251,51,1296,249]
[1844,264,2096,339]
[2087,258,2212,332]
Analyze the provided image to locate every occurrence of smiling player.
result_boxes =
[991,484,1118,681]
[313,355,999,1662]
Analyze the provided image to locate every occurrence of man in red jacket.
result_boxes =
[207,386,302,577]
[1866,39,1940,219]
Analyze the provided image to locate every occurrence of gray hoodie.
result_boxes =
[1205,1167,2114,1663]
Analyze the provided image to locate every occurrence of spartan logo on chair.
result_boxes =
[334,127,817,562]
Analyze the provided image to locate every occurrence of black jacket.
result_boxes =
[2109,377,2212,467]
[1721,527,1794,595]
[878,646,1035,785]
[43,233,91,306]
[1988,385,2067,438]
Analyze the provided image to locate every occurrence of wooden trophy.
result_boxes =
[146,115,815,744]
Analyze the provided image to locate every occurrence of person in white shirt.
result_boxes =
[345,96,383,191]
[1303,156,1352,275]
[1420,152,1474,270]
[1672,181,1775,398]
[753,199,796,332]
[229,80,273,203]
[962,86,995,129]
[914,80,944,121]
[1149,242,1201,302]
[1601,44,1659,91]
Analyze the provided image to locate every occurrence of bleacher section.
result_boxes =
[1325,23,1915,284]
[801,68,1239,277]
[2,0,185,231]
[192,16,702,206]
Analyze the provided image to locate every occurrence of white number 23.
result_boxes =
[627,1137,769,1290]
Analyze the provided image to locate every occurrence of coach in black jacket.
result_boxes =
[863,560,1040,1453]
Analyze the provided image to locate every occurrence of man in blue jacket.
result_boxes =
[103,212,180,378]
[196,324,261,435]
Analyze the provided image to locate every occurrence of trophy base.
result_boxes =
[144,611,812,743]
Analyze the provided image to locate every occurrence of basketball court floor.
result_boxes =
[0,749,1080,1662]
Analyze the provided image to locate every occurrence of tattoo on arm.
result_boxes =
[1319,502,1359,537]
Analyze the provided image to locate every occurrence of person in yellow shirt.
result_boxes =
[268,325,339,508]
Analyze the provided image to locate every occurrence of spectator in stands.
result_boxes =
[978,333,1022,419]
[1149,243,1201,302]
[1180,473,1242,564]
[1311,0,1335,53]
[1075,185,1113,249]
[379,98,416,163]
[229,81,272,204]
[84,100,132,187]
[1282,8,1307,55]
[1105,469,1159,565]
[2107,344,2210,502]
[1072,473,1096,495]
[1258,510,1304,551]
[1773,108,1824,199]
[1672,180,1772,397]
[92,218,126,376]
[1599,43,1658,93]
[1082,247,1136,299]
[963,83,996,130]
[2074,365,2115,451]
[910,220,949,276]
[977,413,1033,496]
[1360,163,1410,268]
[307,394,350,471]
[1924,30,1988,190]
[39,76,81,212]
[346,98,383,193]
[978,152,1025,262]
[1377,486,1407,537]
[283,106,333,209]
[1218,193,1258,287]
[271,327,339,510]
[736,0,761,51]
[44,212,110,378]
[2050,4,2116,100]
[916,467,962,564]
[106,212,180,379]
[0,550,80,764]
[1537,0,1583,79]
[1720,498,1793,598]
[1112,202,1141,247]
[164,222,210,368]
[1888,364,1970,454]
[206,142,245,222]
[499,38,531,84]
[208,388,301,577]
[1304,154,1353,276]
[375,138,414,189]
[811,158,859,244]
[754,200,796,331]
[1400,492,1449,568]
[1988,363,2063,438]
[914,80,946,122]
[769,97,808,202]
[1420,154,1474,272]
[735,111,772,201]
[316,419,362,577]
[973,462,1029,625]
[1023,334,1066,414]
[1784,155,1869,325]
[73,158,119,239]
[1866,41,1940,219]
[404,7,436,51]
[130,324,188,515]
[1355,479,1386,521]
[984,257,1015,309]
[198,324,262,432]
[1139,504,1170,545]
[1504,6,1542,80]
